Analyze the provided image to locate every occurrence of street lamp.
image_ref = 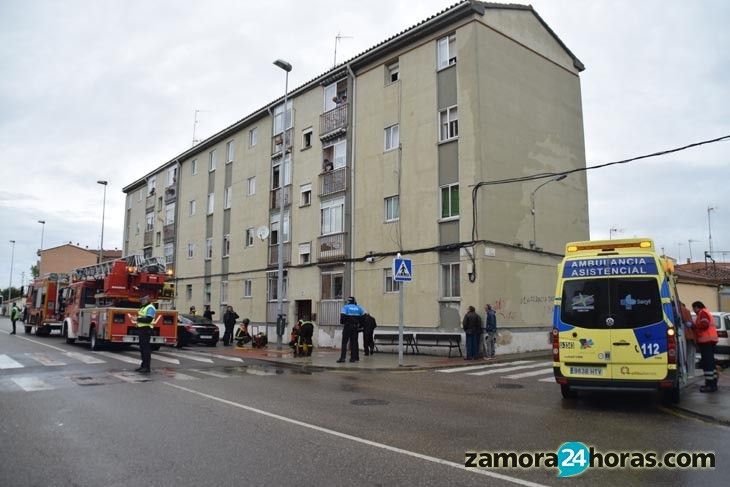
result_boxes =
[97,180,108,264]
[273,59,292,350]
[38,219,45,255]
[530,174,567,250]
[8,240,15,303]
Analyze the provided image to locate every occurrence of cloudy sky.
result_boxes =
[1,0,728,291]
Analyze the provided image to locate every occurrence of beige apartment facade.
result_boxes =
[123,2,589,353]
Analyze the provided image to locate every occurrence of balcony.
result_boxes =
[319,167,347,197]
[164,185,176,203]
[143,230,153,248]
[269,185,292,210]
[318,232,347,262]
[271,128,293,155]
[163,223,175,243]
[319,104,348,139]
[317,300,344,326]
[268,242,291,267]
[145,193,156,211]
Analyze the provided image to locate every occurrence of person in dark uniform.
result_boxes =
[203,304,215,321]
[135,296,156,373]
[362,313,377,356]
[10,303,20,335]
[222,305,239,346]
[337,297,364,363]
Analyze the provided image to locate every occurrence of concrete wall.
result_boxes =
[39,245,98,276]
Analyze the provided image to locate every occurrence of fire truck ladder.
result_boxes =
[73,255,166,281]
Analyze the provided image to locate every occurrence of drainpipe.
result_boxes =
[347,64,357,298]
[172,159,181,310]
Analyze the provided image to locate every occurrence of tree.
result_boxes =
[31,263,39,279]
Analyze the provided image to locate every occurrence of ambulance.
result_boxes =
[551,238,688,403]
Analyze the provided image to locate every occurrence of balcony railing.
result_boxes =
[317,232,347,262]
[164,186,176,203]
[271,128,293,155]
[319,167,347,196]
[143,230,153,248]
[268,242,291,267]
[163,223,175,243]
[269,185,292,210]
[317,300,344,326]
[319,104,348,137]
[145,193,156,211]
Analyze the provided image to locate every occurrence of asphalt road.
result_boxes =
[0,317,727,487]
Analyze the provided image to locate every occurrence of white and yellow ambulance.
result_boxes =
[551,238,687,403]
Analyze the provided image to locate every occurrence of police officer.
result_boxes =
[135,296,156,374]
[10,303,20,335]
[338,296,364,363]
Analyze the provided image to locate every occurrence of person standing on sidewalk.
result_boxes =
[135,296,156,374]
[222,306,239,346]
[691,301,718,393]
[203,304,215,321]
[337,297,364,363]
[484,304,497,359]
[9,303,20,335]
[362,313,377,356]
[462,306,482,360]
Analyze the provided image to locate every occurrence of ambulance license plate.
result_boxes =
[569,366,603,376]
[200,335,212,339]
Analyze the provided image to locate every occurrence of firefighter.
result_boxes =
[297,317,315,357]
[135,296,156,374]
[691,301,718,393]
[10,303,20,335]
[337,296,364,363]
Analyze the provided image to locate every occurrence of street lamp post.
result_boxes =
[273,59,292,350]
[38,220,45,253]
[97,180,108,264]
[8,240,15,303]
[530,175,567,250]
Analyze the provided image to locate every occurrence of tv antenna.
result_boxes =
[333,32,353,67]
[192,109,210,147]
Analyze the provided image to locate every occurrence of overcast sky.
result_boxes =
[1,0,728,291]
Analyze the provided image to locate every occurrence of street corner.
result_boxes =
[673,381,730,426]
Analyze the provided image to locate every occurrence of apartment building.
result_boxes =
[122,2,589,353]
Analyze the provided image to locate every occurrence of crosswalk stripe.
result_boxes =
[111,372,151,383]
[189,369,231,378]
[96,351,140,365]
[157,351,214,363]
[208,354,244,363]
[539,377,556,383]
[26,353,66,366]
[0,354,24,369]
[12,377,54,391]
[164,371,198,381]
[436,360,534,373]
[64,352,106,364]
[150,353,180,365]
[468,362,551,376]
[502,368,554,380]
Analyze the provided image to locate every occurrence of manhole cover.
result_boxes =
[350,398,390,406]
[494,383,524,390]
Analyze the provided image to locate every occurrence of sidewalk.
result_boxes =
[673,380,730,426]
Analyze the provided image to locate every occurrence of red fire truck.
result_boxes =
[61,255,177,350]
[25,273,70,335]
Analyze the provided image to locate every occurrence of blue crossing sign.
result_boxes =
[393,257,413,282]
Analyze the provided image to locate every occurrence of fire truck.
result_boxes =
[61,255,177,351]
[25,273,70,335]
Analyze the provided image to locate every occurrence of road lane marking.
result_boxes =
[437,360,534,373]
[112,372,151,383]
[26,353,66,366]
[150,353,180,365]
[539,377,555,383]
[96,351,140,365]
[12,377,54,391]
[156,351,214,363]
[502,368,554,380]
[469,362,551,376]
[0,354,24,369]
[189,369,230,378]
[185,350,245,363]
[63,352,106,364]
[164,382,549,487]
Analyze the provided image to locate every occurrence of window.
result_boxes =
[204,283,211,304]
[155,232,161,246]
[224,187,232,209]
[271,153,291,190]
[185,284,192,300]
[223,234,230,257]
[323,139,347,169]
[157,196,163,212]
[267,272,288,301]
[270,210,290,245]
[147,176,156,196]
[191,159,198,175]
[384,124,399,151]
[385,195,400,222]
[321,272,344,300]
[273,100,293,135]
[439,106,458,141]
[437,34,456,69]
[249,128,257,147]
[245,228,254,247]
[384,268,401,293]
[243,279,252,298]
[206,238,213,260]
[166,166,177,187]
[145,213,154,232]
[220,281,228,304]
[386,60,399,83]
[299,242,311,265]
[441,262,460,298]
[209,149,217,172]
[187,243,195,259]
[440,184,459,219]
[135,221,140,235]
[300,183,312,207]
[189,199,196,216]
[320,196,344,235]
[247,177,256,196]
[165,203,175,225]
[164,243,174,264]
[302,129,312,150]
[207,193,214,215]
[324,79,348,111]
[226,140,235,163]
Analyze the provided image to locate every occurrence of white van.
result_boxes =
[691,311,729,363]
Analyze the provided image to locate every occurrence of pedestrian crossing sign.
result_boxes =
[393,258,413,282]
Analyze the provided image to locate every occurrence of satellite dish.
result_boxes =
[256,226,270,241]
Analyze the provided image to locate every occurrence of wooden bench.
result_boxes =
[373,332,417,354]
[414,332,463,357]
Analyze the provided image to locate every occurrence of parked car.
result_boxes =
[177,314,219,347]
[691,311,730,363]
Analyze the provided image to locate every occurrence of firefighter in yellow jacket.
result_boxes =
[135,296,156,374]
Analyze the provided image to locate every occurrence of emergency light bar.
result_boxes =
[566,240,654,253]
